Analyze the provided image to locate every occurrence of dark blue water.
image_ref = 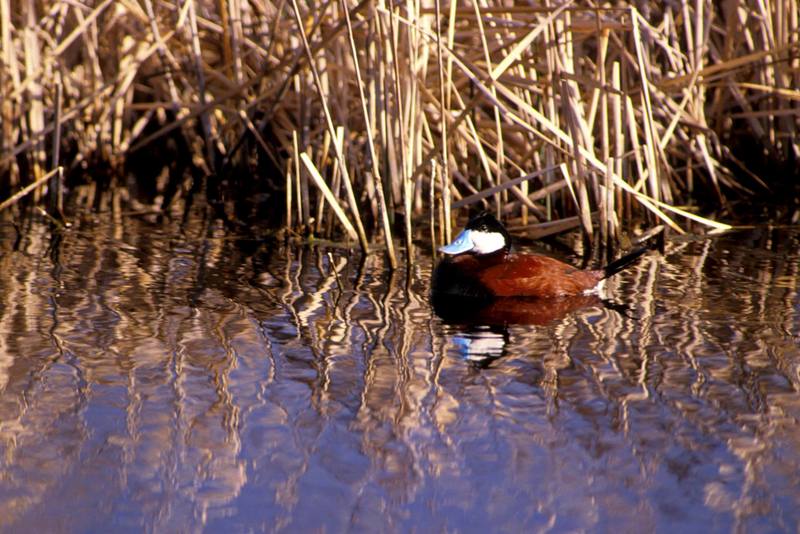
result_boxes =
[1,212,799,532]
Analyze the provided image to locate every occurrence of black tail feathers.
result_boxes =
[602,246,650,280]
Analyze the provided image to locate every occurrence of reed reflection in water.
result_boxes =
[0,214,799,531]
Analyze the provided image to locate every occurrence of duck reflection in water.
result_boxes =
[434,294,612,366]
[433,293,604,326]
[432,212,645,365]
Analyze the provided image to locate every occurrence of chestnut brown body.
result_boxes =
[432,250,604,299]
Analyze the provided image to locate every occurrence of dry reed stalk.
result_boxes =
[300,153,359,243]
[434,0,452,244]
[187,0,216,172]
[0,167,61,212]
[292,130,305,225]
[610,61,623,241]
[313,129,332,234]
[229,0,245,87]
[285,156,293,230]
[402,8,423,259]
[0,0,15,187]
[630,8,663,212]
[289,0,368,252]
[446,86,544,216]
[429,158,437,258]
[22,0,44,195]
[341,0,396,268]
[142,0,180,105]
[49,75,63,218]
[471,1,504,215]
[452,165,560,209]
[561,76,594,245]
[597,25,610,250]
[325,126,346,238]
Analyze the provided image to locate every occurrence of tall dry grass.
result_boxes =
[1,1,798,265]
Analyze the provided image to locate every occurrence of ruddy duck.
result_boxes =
[432,212,648,299]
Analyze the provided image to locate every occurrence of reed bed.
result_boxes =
[1,1,798,264]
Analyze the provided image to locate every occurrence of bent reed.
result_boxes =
[1,1,798,265]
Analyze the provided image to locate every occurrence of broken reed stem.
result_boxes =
[300,153,359,242]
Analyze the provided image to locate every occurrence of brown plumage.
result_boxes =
[432,250,604,298]
[469,253,603,297]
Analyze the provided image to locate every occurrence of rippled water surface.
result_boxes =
[1,211,799,532]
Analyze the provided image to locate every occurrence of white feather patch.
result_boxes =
[469,231,506,254]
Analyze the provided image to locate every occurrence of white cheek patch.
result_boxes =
[469,231,506,254]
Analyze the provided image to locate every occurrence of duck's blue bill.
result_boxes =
[439,229,474,255]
